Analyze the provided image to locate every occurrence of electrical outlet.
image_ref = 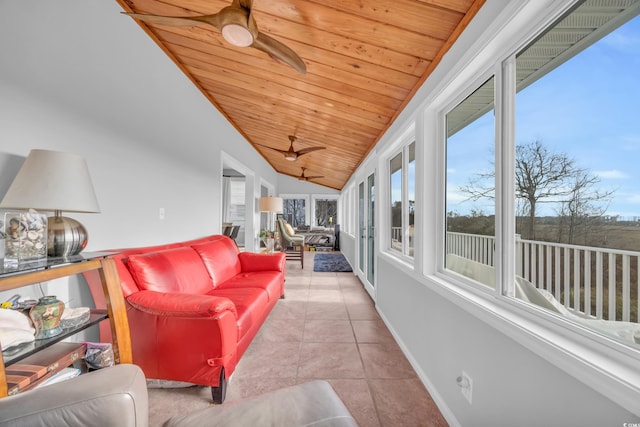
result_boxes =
[457,371,473,404]
[159,207,165,220]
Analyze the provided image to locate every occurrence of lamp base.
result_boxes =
[47,214,88,257]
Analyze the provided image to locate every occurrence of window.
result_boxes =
[259,184,270,233]
[339,188,351,235]
[389,142,416,256]
[510,4,640,347]
[441,2,640,352]
[445,76,496,284]
[343,185,355,235]
[390,152,403,251]
[313,196,338,227]
[408,142,415,256]
[281,196,307,227]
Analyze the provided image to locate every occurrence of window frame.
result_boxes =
[279,193,310,227]
[311,194,339,228]
[338,186,353,236]
[389,150,404,254]
[381,125,416,264]
[426,0,640,416]
[438,71,498,297]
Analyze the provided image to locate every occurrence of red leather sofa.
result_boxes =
[83,235,285,403]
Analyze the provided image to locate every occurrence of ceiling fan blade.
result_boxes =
[298,167,323,181]
[123,12,222,29]
[296,146,326,156]
[238,0,253,11]
[252,32,306,74]
[254,143,289,155]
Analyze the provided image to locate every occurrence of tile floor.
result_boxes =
[147,251,448,426]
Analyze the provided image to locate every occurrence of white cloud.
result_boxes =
[596,169,628,179]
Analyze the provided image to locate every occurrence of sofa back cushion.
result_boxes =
[192,238,241,287]
[127,247,213,294]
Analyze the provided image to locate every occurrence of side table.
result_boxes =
[0,252,132,397]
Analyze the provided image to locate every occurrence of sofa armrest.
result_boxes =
[127,290,237,319]
[238,252,286,272]
[0,364,148,427]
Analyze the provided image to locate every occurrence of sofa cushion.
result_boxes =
[208,288,269,339]
[238,252,285,273]
[192,239,242,287]
[218,272,283,301]
[127,247,213,294]
[164,380,358,427]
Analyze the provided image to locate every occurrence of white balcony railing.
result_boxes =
[391,226,414,256]
[446,231,640,323]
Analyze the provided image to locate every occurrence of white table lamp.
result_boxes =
[0,149,100,257]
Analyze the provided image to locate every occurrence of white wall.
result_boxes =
[376,257,635,426]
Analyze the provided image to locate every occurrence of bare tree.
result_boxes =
[555,169,613,245]
[460,140,613,241]
[515,140,578,239]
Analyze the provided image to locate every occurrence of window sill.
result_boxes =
[381,249,415,271]
[425,270,640,417]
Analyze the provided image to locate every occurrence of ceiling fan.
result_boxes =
[256,135,326,161]
[122,0,306,74]
[298,167,324,182]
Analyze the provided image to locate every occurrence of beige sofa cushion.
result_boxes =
[164,380,358,427]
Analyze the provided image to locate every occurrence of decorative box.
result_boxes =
[5,342,86,395]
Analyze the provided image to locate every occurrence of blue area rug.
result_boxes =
[313,253,352,272]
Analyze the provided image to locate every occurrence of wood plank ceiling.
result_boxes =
[118,0,485,190]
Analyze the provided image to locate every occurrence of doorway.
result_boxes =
[222,168,245,247]
[221,152,255,250]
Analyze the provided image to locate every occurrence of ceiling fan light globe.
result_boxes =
[285,154,297,161]
[222,24,254,47]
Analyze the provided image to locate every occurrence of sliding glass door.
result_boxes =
[358,172,375,297]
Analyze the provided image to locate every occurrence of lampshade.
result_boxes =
[0,149,100,257]
[0,149,100,213]
[258,196,283,213]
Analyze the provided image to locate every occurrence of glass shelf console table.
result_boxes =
[0,252,132,397]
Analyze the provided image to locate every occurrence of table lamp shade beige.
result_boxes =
[258,197,282,246]
[258,196,283,213]
[0,149,100,257]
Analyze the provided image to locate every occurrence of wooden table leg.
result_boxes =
[99,258,132,364]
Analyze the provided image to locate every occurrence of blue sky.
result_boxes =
[447,14,640,218]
